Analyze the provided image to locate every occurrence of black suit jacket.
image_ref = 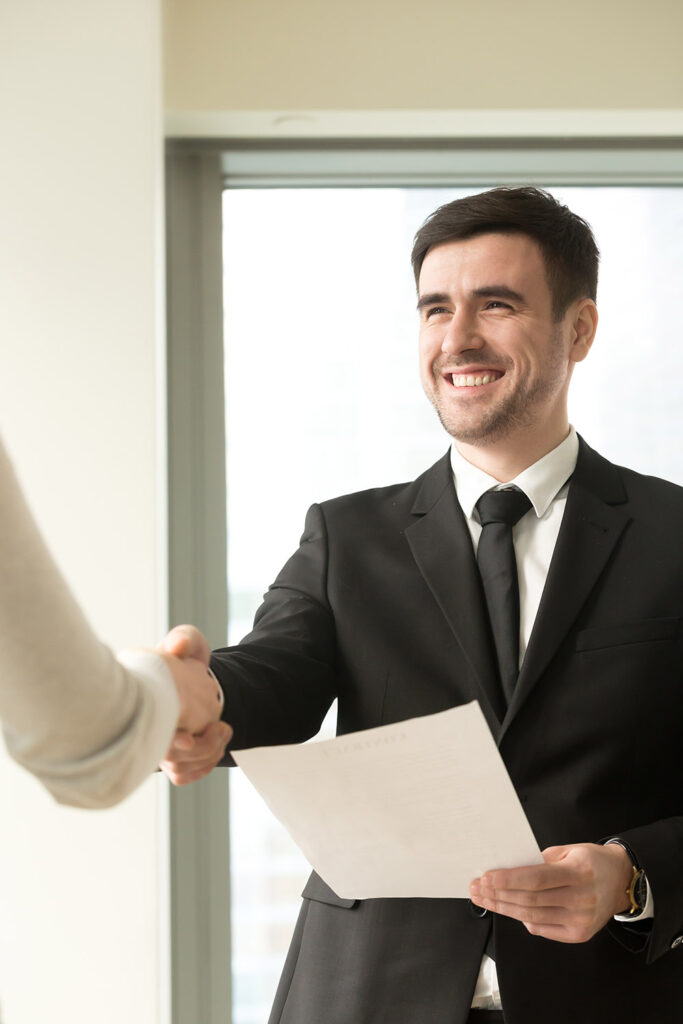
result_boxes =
[212,438,683,1024]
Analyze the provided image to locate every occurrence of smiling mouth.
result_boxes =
[447,370,504,389]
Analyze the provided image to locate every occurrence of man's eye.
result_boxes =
[484,300,512,310]
[426,306,449,318]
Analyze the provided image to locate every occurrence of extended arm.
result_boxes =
[0,436,227,807]
[160,503,338,783]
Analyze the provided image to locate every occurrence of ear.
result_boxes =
[568,300,598,364]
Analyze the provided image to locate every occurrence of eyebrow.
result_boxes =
[416,292,450,311]
[416,285,526,311]
[473,285,526,304]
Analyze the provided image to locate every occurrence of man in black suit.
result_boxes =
[161,188,683,1023]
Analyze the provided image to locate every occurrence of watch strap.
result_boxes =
[605,838,648,915]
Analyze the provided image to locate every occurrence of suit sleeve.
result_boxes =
[211,503,338,757]
[608,818,683,962]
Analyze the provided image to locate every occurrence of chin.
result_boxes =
[436,407,521,447]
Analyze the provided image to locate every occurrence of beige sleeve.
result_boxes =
[0,436,179,808]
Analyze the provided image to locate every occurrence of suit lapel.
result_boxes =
[404,441,631,739]
[405,455,507,729]
[501,438,631,736]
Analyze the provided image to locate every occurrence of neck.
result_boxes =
[453,420,571,483]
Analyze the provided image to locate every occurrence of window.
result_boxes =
[165,140,683,1024]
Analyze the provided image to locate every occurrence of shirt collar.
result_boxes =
[450,427,579,521]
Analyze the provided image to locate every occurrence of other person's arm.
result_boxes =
[0,436,230,808]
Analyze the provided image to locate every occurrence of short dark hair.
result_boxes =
[411,186,599,319]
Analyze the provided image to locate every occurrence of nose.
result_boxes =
[440,308,484,357]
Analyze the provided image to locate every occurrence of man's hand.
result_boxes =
[155,623,224,735]
[159,721,232,785]
[159,623,211,666]
[156,623,234,784]
[157,651,224,735]
[469,842,634,943]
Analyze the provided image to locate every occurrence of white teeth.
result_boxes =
[451,373,499,388]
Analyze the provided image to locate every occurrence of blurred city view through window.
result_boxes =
[223,186,683,1023]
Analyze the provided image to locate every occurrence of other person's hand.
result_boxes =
[469,841,634,943]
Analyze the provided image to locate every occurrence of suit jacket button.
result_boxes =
[468,899,489,918]
[671,935,683,949]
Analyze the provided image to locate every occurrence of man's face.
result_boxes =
[418,232,581,449]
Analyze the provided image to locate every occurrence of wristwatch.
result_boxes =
[607,839,648,915]
[624,863,648,915]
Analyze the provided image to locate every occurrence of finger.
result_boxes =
[160,750,215,772]
[524,922,575,942]
[162,766,214,786]
[159,628,190,659]
[159,731,197,762]
[475,895,567,925]
[162,746,221,771]
[215,722,233,746]
[472,894,591,933]
[520,921,602,942]
[159,765,205,786]
[161,624,210,665]
[160,729,230,775]
[541,845,575,864]
[481,861,575,893]
[195,720,232,750]
[159,751,222,778]
[160,760,221,784]
[171,730,195,753]
[169,721,224,758]
[471,883,572,910]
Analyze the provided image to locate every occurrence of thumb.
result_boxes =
[542,845,572,864]
[160,624,210,665]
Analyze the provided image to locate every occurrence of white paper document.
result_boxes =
[232,701,542,899]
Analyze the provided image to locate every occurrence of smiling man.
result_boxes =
[416,203,597,478]
[161,188,683,1024]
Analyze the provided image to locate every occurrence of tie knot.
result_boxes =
[476,488,532,528]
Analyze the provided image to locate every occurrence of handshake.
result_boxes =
[154,625,233,786]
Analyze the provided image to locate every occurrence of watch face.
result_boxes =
[634,870,648,910]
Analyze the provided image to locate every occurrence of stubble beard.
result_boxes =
[427,332,566,447]
[431,382,536,446]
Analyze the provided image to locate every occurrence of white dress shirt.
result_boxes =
[449,428,652,1010]
[452,428,579,671]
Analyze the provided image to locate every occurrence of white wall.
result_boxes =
[0,3,167,1022]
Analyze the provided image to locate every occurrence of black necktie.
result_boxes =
[475,488,532,705]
